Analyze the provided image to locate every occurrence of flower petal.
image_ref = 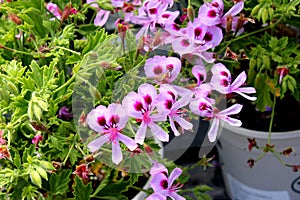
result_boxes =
[146,193,166,200]
[168,167,182,187]
[94,10,110,27]
[135,122,147,144]
[231,71,246,90]
[150,162,168,176]
[219,104,243,116]
[112,140,123,165]
[173,115,193,131]
[87,134,110,153]
[149,123,169,142]
[118,133,138,151]
[207,118,219,142]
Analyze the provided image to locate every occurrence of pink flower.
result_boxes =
[144,56,181,84]
[73,164,90,183]
[147,162,185,200]
[86,103,138,165]
[87,0,111,26]
[46,2,62,20]
[0,145,10,160]
[157,84,193,136]
[130,0,179,39]
[122,83,169,144]
[276,66,289,84]
[0,130,6,145]
[167,18,223,64]
[190,98,243,142]
[210,63,257,101]
[198,0,244,27]
[32,134,43,149]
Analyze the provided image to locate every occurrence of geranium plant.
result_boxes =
[1,0,298,199]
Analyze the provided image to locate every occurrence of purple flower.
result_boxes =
[167,18,223,64]
[190,98,242,142]
[147,162,185,200]
[144,56,181,84]
[73,164,90,183]
[130,0,179,39]
[87,0,111,26]
[122,83,168,144]
[58,106,73,121]
[46,2,62,20]
[157,84,193,136]
[32,134,43,148]
[198,0,244,28]
[86,103,138,165]
[210,63,257,101]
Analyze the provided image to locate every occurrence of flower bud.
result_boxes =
[187,6,195,22]
[247,158,255,168]
[282,147,293,157]
[8,12,21,25]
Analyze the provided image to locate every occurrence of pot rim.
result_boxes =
[222,123,300,140]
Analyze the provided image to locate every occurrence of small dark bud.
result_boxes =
[247,158,255,168]
[247,138,257,151]
[282,147,293,157]
[85,154,95,162]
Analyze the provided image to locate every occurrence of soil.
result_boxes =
[234,93,300,132]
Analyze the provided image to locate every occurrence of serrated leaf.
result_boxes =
[254,74,273,111]
[49,169,72,195]
[73,176,92,200]
[13,151,22,169]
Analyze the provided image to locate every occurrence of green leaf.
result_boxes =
[49,169,72,195]
[30,170,42,188]
[73,176,92,200]
[10,178,30,200]
[19,7,49,38]
[13,151,22,169]
[254,74,273,111]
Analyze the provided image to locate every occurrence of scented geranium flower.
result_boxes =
[144,56,181,84]
[167,18,222,64]
[210,63,257,101]
[130,0,179,39]
[190,98,242,142]
[32,134,43,149]
[46,2,62,20]
[87,0,111,26]
[198,0,244,27]
[86,103,138,165]
[46,2,78,21]
[192,65,207,86]
[122,83,168,144]
[147,162,185,200]
[157,84,193,136]
[73,164,90,183]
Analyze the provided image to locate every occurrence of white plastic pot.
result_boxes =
[217,124,300,200]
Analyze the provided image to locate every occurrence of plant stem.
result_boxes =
[53,74,76,94]
[268,93,277,144]
[218,16,284,54]
[1,45,37,56]
[53,46,81,55]
[129,185,151,194]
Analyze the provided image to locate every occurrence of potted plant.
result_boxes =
[208,0,300,199]
[1,0,291,199]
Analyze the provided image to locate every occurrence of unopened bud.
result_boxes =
[282,147,293,157]
[187,6,195,22]
[85,154,95,162]
[8,12,21,25]
[247,158,255,168]
[226,15,233,33]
